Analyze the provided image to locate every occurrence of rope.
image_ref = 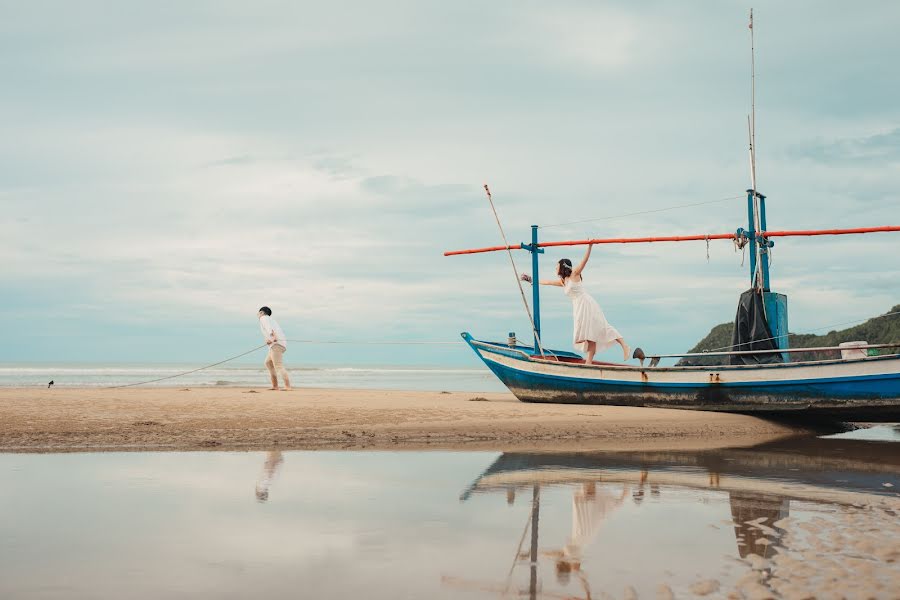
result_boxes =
[705,309,900,353]
[104,344,268,389]
[539,195,743,230]
[287,339,458,345]
[483,184,545,356]
[103,339,463,388]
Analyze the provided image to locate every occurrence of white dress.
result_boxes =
[563,485,627,562]
[563,277,622,354]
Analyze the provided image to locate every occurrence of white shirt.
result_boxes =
[259,315,288,350]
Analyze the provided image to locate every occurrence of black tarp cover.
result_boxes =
[730,289,782,365]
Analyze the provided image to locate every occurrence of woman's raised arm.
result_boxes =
[572,243,593,277]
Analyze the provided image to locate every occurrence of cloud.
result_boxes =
[504,5,666,72]
[790,128,900,165]
[0,2,898,364]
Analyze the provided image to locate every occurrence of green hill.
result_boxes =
[676,304,900,366]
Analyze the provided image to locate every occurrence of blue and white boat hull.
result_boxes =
[462,333,900,421]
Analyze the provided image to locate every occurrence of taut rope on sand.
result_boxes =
[101,339,463,388]
[104,344,270,389]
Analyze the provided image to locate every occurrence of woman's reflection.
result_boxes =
[255,450,284,502]
[546,482,629,590]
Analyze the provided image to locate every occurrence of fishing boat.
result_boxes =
[444,17,900,421]
[447,209,900,423]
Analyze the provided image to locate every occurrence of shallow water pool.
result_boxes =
[1,430,898,599]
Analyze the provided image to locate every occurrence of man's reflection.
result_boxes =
[255,450,284,502]
[632,469,661,504]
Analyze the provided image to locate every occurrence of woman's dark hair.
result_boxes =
[259,306,272,316]
[558,259,573,280]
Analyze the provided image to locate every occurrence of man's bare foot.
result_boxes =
[281,388,292,391]
[269,387,279,391]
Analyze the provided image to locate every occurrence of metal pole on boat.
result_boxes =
[746,189,758,287]
[749,8,758,194]
[530,225,541,348]
[758,193,772,290]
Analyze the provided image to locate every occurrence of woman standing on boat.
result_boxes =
[523,244,630,364]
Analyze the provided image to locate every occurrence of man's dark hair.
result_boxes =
[259,306,272,316]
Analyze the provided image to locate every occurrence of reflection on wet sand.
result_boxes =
[729,492,788,560]
[255,450,284,502]
[453,432,900,599]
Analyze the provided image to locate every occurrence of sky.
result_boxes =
[1,1,898,367]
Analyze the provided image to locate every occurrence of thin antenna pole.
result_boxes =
[749,8,757,192]
[747,115,756,191]
[482,184,545,356]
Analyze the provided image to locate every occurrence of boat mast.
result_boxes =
[743,8,787,356]
[749,8,758,194]
[528,225,542,348]
[746,8,772,292]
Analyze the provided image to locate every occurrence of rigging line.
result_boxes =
[104,344,268,389]
[287,339,459,345]
[704,310,900,353]
[503,511,533,595]
[539,195,744,230]
[483,184,546,356]
[103,339,461,388]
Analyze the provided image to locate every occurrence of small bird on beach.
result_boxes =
[48,380,54,388]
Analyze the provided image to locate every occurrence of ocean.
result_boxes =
[0,363,505,392]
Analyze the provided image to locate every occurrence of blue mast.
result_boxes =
[747,188,789,360]
[746,189,758,286]
[757,192,772,290]
[521,225,544,351]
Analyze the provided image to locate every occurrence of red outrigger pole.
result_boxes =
[444,226,900,256]
[445,207,899,353]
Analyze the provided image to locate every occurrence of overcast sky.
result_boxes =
[1,1,898,366]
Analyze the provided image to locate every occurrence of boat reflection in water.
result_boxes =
[448,431,900,599]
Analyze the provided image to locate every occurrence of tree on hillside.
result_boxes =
[676,304,900,366]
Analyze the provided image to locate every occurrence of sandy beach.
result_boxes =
[0,387,819,453]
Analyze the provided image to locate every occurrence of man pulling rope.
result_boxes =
[258,306,292,391]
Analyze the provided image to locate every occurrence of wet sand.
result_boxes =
[0,387,819,453]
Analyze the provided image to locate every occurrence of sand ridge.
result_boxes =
[0,386,820,453]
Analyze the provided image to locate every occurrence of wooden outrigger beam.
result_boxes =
[443,226,900,256]
[445,216,899,352]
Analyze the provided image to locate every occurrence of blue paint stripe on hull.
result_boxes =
[489,357,900,392]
